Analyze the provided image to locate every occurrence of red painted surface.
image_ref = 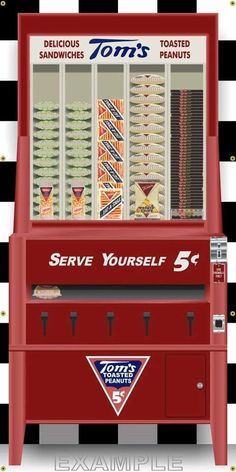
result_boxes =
[25,351,210,421]
[9,13,227,466]
[26,302,210,345]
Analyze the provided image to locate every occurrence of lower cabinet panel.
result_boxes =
[26,351,209,421]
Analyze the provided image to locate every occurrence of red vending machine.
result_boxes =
[9,13,227,465]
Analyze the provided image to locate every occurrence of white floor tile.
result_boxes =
[0,122,17,162]
[0,41,17,81]
[197,424,212,444]
[197,0,236,39]
[219,82,236,121]
[220,162,236,202]
[0,364,8,404]
[228,242,236,283]
[228,324,236,363]
[40,0,78,13]
[119,0,157,12]
[0,283,9,323]
[0,202,14,242]
[228,404,236,444]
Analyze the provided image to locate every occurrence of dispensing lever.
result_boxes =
[41,311,48,336]
[186,312,195,336]
[143,312,151,336]
[106,312,114,336]
[70,311,78,336]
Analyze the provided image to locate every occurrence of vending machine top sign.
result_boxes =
[15,13,220,234]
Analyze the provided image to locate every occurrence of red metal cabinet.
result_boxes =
[166,354,206,418]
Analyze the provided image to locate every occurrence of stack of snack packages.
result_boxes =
[65,102,92,219]
[33,101,60,220]
[129,74,166,220]
[171,89,203,219]
[97,99,124,219]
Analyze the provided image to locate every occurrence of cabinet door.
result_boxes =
[166,354,206,418]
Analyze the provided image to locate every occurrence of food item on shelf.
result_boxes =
[130,114,164,124]
[130,94,165,104]
[98,161,123,183]
[34,149,59,158]
[39,182,54,219]
[33,285,62,299]
[99,188,122,220]
[66,101,91,111]
[70,181,85,219]
[130,163,165,173]
[130,153,165,163]
[66,140,91,149]
[66,130,91,140]
[130,104,165,114]
[130,124,165,134]
[98,141,123,162]
[130,133,164,144]
[131,74,165,85]
[67,149,91,159]
[34,101,59,111]
[34,140,59,149]
[130,84,165,95]
[66,111,91,120]
[130,173,165,183]
[34,158,58,167]
[34,177,59,186]
[33,130,59,139]
[98,120,124,142]
[33,111,59,120]
[67,158,91,167]
[34,168,59,177]
[66,120,91,130]
[66,167,91,177]
[35,120,59,130]
[130,143,165,153]
[133,181,161,219]
[98,99,124,120]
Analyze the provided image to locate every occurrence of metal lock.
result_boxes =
[196,382,204,390]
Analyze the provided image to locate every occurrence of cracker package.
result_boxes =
[98,141,124,162]
[39,181,54,219]
[98,120,124,142]
[98,161,123,183]
[71,180,85,219]
[134,181,160,219]
[99,188,122,220]
[98,99,124,120]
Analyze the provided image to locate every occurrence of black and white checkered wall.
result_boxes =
[0,0,236,447]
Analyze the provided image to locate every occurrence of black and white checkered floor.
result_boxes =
[0,0,236,464]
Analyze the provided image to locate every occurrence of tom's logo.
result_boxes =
[89,38,150,60]
[87,356,150,415]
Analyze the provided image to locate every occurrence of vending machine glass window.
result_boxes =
[30,52,205,221]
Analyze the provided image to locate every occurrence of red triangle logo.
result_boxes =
[87,356,150,416]
[99,104,107,117]
[138,182,156,197]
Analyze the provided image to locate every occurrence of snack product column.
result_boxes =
[31,65,60,220]
[97,65,124,220]
[129,66,166,220]
[65,65,92,220]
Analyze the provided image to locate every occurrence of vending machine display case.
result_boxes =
[9,13,227,465]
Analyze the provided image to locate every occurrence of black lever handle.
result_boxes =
[106,312,114,336]
[186,312,195,336]
[41,311,48,336]
[143,312,151,336]
[70,311,78,336]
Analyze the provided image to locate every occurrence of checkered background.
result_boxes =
[0,0,236,447]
